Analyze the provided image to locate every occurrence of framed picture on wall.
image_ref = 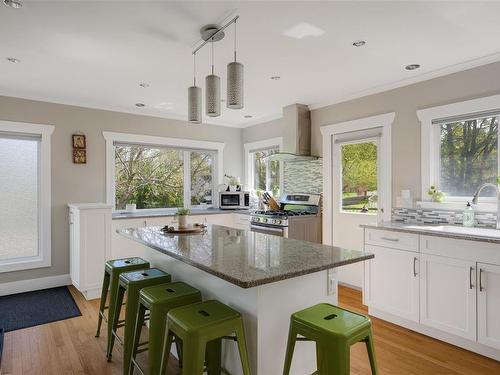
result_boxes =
[72,134,86,149]
[73,149,87,164]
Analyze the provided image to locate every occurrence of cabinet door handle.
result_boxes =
[469,266,474,289]
[413,257,418,277]
[381,237,400,242]
[479,268,484,292]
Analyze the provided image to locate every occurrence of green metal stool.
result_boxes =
[128,281,202,375]
[283,303,378,375]
[160,300,252,375]
[108,268,171,375]
[95,258,150,349]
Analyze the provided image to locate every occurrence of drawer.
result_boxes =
[365,228,419,252]
[420,235,500,264]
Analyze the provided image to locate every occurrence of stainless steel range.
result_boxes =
[250,193,322,242]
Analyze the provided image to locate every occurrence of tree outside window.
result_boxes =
[114,144,215,210]
[341,141,378,213]
[439,116,498,198]
[252,147,280,196]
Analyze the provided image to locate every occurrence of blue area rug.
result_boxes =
[0,286,81,333]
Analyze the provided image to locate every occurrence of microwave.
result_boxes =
[219,191,250,210]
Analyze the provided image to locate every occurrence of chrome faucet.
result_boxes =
[472,183,500,229]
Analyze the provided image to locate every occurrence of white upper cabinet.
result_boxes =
[419,254,477,341]
[478,262,500,350]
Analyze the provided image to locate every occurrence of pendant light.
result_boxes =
[227,19,244,109]
[206,38,221,117]
[188,53,202,123]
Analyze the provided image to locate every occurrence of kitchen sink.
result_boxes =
[406,224,500,239]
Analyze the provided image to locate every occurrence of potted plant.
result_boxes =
[175,208,191,229]
[427,185,445,203]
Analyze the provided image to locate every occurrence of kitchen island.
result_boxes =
[118,224,373,375]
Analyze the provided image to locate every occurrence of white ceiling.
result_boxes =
[2,1,500,128]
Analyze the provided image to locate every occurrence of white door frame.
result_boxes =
[320,112,394,245]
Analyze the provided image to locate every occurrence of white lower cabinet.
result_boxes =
[478,262,500,350]
[364,228,500,360]
[364,245,419,322]
[419,254,476,341]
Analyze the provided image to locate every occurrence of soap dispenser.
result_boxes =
[463,202,475,227]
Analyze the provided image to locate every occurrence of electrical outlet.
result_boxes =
[327,268,338,296]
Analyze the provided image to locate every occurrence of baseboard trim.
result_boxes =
[0,274,71,296]
[338,281,362,291]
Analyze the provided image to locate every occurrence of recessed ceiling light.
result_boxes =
[155,102,174,110]
[6,57,20,63]
[135,103,145,107]
[352,40,366,47]
[244,115,253,119]
[283,22,325,39]
[271,76,281,80]
[139,82,150,88]
[4,0,22,9]
[405,64,421,71]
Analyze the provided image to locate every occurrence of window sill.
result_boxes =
[417,201,497,212]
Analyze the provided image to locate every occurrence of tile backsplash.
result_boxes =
[392,207,497,228]
[283,159,323,194]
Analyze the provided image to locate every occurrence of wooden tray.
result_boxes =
[161,225,206,234]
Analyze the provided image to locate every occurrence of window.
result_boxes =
[251,147,280,195]
[244,137,283,197]
[340,141,378,214]
[114,144,216,210]
[104,132,223,211]
[438,116,498,198]
[418,95,500,204]
[0,121,53,273]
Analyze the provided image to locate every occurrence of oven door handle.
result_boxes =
[250,224,285,234]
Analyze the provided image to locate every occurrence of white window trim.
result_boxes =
[103,131,224,211]
[417,94,500,206]
[321,113,394,246]
[244,137,283,193]
[0,120,54,273]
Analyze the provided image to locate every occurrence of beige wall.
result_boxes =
[243,61,500,202]
[312,61,500,202]
[0,96,243,284]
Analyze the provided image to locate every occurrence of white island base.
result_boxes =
[115,243,338,375]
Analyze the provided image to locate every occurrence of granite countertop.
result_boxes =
[118,225,373,288]
[361,221,500,244]
[113,208,253,220]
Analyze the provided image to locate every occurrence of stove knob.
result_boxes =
[276,219,281,225]
[263,218,268,223]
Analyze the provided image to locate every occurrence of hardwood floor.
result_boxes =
[1,285,499,375]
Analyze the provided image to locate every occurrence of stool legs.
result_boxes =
[122,286,142,375]
[181,337,206,375]
[205,339,222,375]
[317,341,350,375]
[364,333,378,375]
[234,321,252,375]
[95,271,110,338]
[282,323,298,375]
[160,329,175,375]
[146,306,169,375]
[106,272,123,359]
[128,303,147,375]
[107,282,126,360]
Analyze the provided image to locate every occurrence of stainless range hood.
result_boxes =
[264,104,320,162]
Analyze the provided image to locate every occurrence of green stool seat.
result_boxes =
[160,300,252,375]
[129,281,202,375]
[109,268,171,375]
[283,303,378,375]
[95,257,150,352]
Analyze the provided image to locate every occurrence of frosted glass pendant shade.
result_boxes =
[206,74,221,117]
[227,61,244,109]
[188,86,202,123]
